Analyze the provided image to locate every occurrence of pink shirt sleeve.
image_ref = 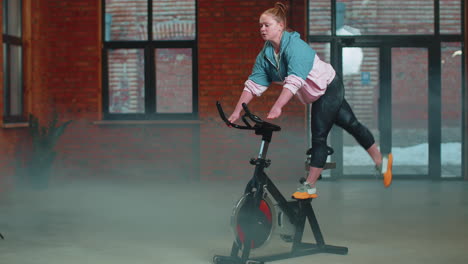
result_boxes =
[243,55,335,104]
[283,75,305,95]
[243,79,268,96]
[291,54,336,104]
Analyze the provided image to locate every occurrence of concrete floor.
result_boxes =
[1,178,467,264]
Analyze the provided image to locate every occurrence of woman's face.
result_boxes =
[259,14,284,42]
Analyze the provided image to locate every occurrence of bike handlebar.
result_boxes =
[216,101,281,132]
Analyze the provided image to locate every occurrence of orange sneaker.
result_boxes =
[381,153,393,188]
[292,182,318,199]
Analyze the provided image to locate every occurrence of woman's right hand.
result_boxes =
[228,112,240,124]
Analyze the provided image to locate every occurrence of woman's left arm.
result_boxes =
[267,88,294,119]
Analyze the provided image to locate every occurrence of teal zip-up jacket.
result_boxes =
[248,31,316,86]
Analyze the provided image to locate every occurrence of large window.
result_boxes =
[103,0,197,120]
[2,0,24,123]
[309,0,461,36]
[307,0,465,179]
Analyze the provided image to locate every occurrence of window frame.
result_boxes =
[101,0,198,121]
[2,0,25,123]
[306,0,465,180]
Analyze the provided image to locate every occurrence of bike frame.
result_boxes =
[214,101,348,264]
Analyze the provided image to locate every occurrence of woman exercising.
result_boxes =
[228,2,393,199]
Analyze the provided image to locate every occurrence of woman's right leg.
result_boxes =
[334,99,392,187]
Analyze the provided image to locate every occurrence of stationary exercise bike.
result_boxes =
[213,101,348,264]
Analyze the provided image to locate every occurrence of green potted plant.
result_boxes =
[16,112,72,188]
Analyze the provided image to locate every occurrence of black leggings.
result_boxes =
[309,74,375,168]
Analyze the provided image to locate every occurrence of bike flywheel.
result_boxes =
[230,193,276,250]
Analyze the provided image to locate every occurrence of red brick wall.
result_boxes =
[41,1,101,121]
[0,0,307,187]
[0,0,466,186]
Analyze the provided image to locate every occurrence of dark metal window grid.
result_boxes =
[2,0,24,123]
[101,0,198,120]
[306,0,465,180]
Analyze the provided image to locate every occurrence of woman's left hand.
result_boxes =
[267,107,282,119]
